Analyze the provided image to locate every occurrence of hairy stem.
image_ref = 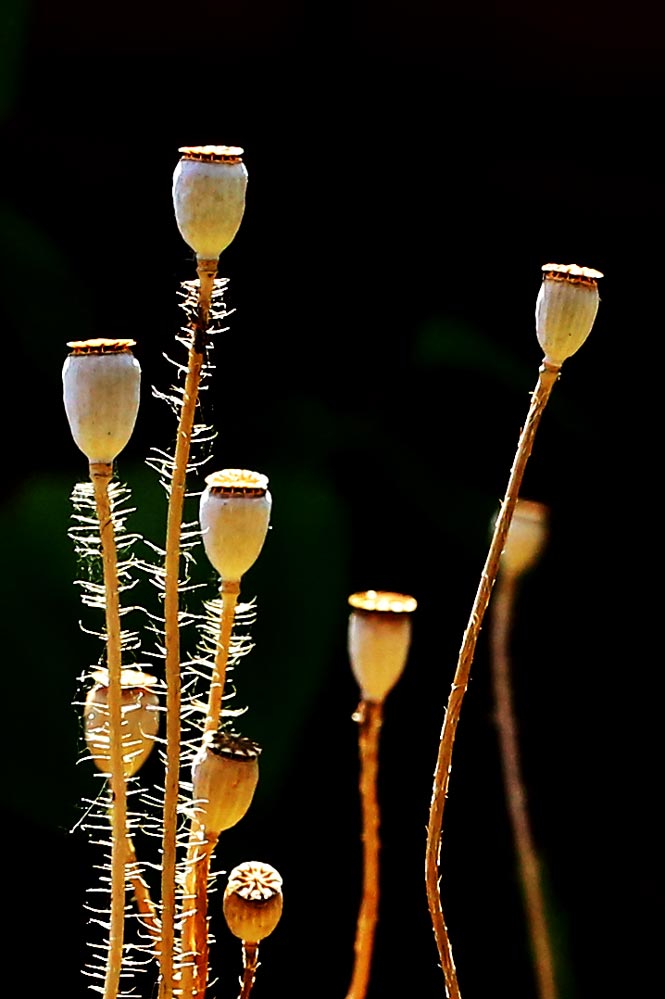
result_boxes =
[123,835,162,953]
[346,700,384,999]
[204,580,240,736]
[159,264,215,999]
[425,361,560,997]
[179,578,239,996]
[490,572,558,999]
[238,942,260,999]
[91,461,127,999]
[180,839,214,998]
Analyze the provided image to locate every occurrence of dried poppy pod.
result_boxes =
[199,469,272,584]
[348,590,418,703]
[172,145,248,262]
[191,731,261,840]
[499,498,549,578]
[62,339,141,464]
[223,861,284,944]
[535,263,603,366]
[84,668,159,777]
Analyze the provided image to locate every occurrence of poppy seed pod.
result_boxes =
[191,731,261,840]
[199,469,272,584]
[498,498,549,578]
[172,145,248,261]
[63,339,141,464]
[83,668,160,777]
[535,263,603,366]
[348,590,417,703]
[223,861,284,944]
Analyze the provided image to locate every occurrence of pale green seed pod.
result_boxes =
[62,338,141,464]
[191,731,261,840]
[199,469,272,584]
[499,498,549,578]
[535,263,603,366]
[348,590,417,703]
[83,668,160,777]
[223,861,284,944]
[172,145,248,261]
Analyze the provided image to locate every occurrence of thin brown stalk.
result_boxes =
[123,835,162,953]
[180,839,214,998]
[490,571,558,999]
[204,580,240,735]
[425,360,560,997]
[90,460,128,999]
[179,578,240,997]
[159,260,216,999]
[346,699,384,999]
[238,942,260,999]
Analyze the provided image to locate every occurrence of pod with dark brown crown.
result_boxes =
[535,263,603,366]
[347,590,418,703]
[172,145,248,263]
[62,339,141,464]
[223,861,284,944]
[498,498,549,579]
[191,731,261,840]
[199,469,272,584]
[84,668,160,777]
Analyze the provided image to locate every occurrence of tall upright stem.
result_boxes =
[425,361,559,997]
[490,572,558,999]
[179,577,240,998]
[159,262,215,999]
[180,838,215,998]
[238,943,260,999]
[204,580,240,735]
[346,700,384,999]
[91,461,127,999]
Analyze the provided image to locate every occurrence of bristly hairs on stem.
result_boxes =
[69,472,160,996]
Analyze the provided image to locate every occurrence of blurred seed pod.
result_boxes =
[191,731,261,839]
[172,145,248,261]
[348,590,417,703]
[223,861,283,943]
[83,668,159,777]
[498,498,549,578]
[199,469,272,584]
[62,338,141,464]
[535,263,603,366]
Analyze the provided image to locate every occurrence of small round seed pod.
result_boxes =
[499,498,549,578]
[83,668,159,777]
[535,263,603,366]
[63,339,141,464]
[199,469,272,584]
[223,861,283,944]
[348,590,418,703]
[191,731,261,840]
[172,145,248,261]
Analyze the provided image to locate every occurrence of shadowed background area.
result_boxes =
[0,2,662,997]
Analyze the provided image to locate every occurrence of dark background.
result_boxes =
[1,3,662,998]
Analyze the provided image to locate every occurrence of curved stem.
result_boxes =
[490,572,558,999]
[91,461,127,999]
[346,700,384,999]
[204,580,240,736]
[238,942,260,999]
[159,267,214,999]
[425,361,560,997]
